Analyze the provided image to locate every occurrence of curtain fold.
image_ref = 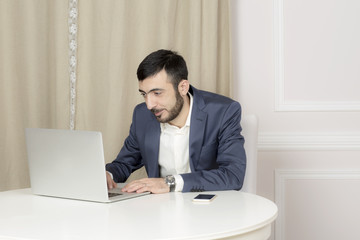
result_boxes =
[0,1,69,191]
[0,0,232,191]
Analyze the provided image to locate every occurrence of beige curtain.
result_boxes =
[0,1,69,191]
[0,0,232,191]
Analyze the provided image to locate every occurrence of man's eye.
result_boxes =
[154,92,161,96]
[140,93,146,97]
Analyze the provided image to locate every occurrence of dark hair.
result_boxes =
[137,49,188,89]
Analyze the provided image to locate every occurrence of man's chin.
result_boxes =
[156,116,167,123]
[153,110,178,124]
[153,113,166,123]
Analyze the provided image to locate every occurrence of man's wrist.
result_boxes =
[107,171,114,179]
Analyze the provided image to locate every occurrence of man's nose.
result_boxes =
[145,95,156,110]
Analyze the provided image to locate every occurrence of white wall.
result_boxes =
[231,0,360,239]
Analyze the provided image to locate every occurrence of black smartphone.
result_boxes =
[192,194,217,202]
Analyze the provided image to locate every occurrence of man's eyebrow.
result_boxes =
[138,88,164,94]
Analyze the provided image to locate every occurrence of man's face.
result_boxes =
[139,69,184,123]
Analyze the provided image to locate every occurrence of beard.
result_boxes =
[151,91,184,123]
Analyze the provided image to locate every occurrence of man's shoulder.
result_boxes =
[133,103,154,119]
[192,87,239,107]
[199,90,234,102]
[134,102,148,111]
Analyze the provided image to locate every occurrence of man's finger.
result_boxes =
[106,172,117,189]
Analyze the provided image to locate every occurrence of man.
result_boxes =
[106,49,246,193]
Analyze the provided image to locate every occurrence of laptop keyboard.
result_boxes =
[108,192,123,198]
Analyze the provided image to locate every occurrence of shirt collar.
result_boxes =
[184,92,193,127]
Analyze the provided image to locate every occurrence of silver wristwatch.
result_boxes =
[165,175,176,192]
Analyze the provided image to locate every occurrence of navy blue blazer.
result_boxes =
[106,86,246,192]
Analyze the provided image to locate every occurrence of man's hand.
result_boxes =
[121,178,169,194]
[106,171,117,189]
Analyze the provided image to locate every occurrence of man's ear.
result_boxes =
[178,80,190,96]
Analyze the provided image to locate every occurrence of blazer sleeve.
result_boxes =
[105,108,144,183]
[181,101,246,192]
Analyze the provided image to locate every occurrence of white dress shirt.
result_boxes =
[158,93,193,192]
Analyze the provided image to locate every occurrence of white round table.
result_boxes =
[0,189,277,240]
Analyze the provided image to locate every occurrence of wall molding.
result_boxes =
[275,101,360,112]
[258,132,360,151]
[274,169,360,240]
[273,0,360,112]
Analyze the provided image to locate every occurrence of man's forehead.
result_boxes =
[139,71,172,91]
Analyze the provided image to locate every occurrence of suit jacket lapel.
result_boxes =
[189,86,207,171]
[144,118,161,177]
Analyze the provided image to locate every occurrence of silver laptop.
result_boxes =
[25,128,149,203]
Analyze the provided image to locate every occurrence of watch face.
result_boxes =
[166,175,175,185]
